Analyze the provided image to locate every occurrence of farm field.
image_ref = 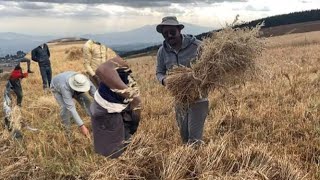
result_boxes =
[0,30,320,179]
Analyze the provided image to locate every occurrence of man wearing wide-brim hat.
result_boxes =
[50,71,96,137]
[156,16,209,145]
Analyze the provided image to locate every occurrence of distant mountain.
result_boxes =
[0,32,55,57]
[0,23,212,57]
[82,23,212,52]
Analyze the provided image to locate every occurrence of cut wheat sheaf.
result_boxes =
[166,25,265,105]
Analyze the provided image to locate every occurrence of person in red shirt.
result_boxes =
[3,64,28,138]
[6,64,28,107]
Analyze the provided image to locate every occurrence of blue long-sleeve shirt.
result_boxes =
[50,71,96,126]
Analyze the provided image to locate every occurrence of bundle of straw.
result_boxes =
[64,47,83,61]
[166,25,264,105]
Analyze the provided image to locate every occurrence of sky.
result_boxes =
[0,0,319,36]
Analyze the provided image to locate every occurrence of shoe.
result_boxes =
[27,70,34,73]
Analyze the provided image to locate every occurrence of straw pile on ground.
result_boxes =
[166,25,264,105]
[64,46,83,61]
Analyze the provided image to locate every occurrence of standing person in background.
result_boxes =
[31,43,52,90]
[3,64,28,138]
[155,16,209,146]
[83,39,128,87]
[50,71,96,138]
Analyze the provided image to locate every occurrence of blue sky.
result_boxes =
[0,0,319,36]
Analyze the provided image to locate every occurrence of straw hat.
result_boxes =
[68,73,90,92]
[156,16,184,33]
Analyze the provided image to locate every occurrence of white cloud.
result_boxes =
[0,0,318,35]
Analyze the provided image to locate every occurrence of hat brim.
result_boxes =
[68,74,90,92]
[156,24,184,33]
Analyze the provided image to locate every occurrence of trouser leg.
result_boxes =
[74,93,92,116]
[46,66,52,87]
[53,92,71,129]
[188,100,209,144]
[39,66,48,89]
[11,80,23,106]
[27,59,31,71]
[175,105,189,143]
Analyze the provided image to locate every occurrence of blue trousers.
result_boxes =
[39,66,52,89]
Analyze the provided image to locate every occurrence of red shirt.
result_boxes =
[9,69,28,80]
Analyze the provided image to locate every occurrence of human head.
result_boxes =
[156,16,184,47]
[68,73,90,92]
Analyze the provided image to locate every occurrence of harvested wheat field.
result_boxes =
[0,30,320,179]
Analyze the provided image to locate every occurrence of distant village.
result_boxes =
[0,50,26,73]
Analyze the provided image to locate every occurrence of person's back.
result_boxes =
[31,43,52,89]
[83,40,118,77]
[31,44,51,67]
[50,71,75,92]
[51,71,95,138]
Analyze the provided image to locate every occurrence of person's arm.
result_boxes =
[31,49,38,62]
[156,48,167,86]
[46,44,51,58]
[83,42,95,76]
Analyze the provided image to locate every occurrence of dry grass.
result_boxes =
[166,26,264,105]
[0,72,11,81]
[0,31,320,179]
[64,46,83,61]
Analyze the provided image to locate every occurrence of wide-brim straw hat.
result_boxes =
[156,16,184,33]
[68,73,90,92]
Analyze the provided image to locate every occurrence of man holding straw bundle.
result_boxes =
[156,16,209,145]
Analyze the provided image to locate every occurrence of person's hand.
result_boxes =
[79,125,90,138]
[130,96,142,110]
[23,72,28,78]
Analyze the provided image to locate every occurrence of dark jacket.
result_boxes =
[31,44,51,67]
[156,34,201,85]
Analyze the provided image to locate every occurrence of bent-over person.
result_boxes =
[90,57,141,158]
[50,71,96,137]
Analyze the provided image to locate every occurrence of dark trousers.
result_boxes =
[73,93,92,116]
[90,101,139,158]
[8,80,23,106]
[39,66,52,89]
[175,100,209,144]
